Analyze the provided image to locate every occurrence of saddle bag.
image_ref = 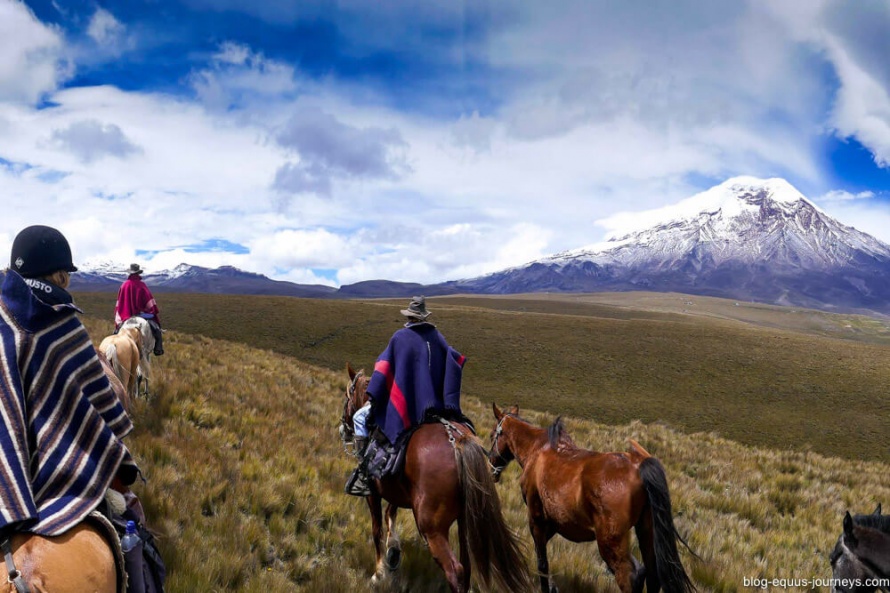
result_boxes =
[110,495,167,593]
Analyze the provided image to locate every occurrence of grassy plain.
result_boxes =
[79,305,890,593]
[78,291,890,463]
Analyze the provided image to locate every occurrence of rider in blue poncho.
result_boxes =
[0,226,138,541]
[347,296,465,496]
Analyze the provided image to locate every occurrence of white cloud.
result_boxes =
[273,106,410,198]
[49,119,143,163]
[189,42,298,111]
[249,228,357,269]
[817,189,876,202]
[87,8,127,52]
[0,0,69,104]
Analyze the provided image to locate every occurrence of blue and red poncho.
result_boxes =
[366,322,466,444]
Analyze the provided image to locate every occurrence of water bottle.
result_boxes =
[121,520,146,593]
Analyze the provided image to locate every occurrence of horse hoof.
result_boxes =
[385,547,402,571]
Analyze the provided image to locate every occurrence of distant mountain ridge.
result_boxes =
[70,263,338,298]
[70,177,890,316]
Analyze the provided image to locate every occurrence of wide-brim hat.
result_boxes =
[401,296,431,320]
[128,263,144,275]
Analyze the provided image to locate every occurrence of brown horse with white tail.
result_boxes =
[489,404,696,593]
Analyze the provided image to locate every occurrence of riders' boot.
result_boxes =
[345,437,372,497]
[152,323,164,356]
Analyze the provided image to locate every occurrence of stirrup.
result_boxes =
[345,469,372,497]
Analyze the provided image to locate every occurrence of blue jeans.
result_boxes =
[353,403,372,438]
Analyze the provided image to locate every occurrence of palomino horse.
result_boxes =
[96,350,132,415]
[99,327,141,403]
[489,404,696,593]
[6,518,122,593]
[119,317,155,397]
[341,364,533,593]
[830,505,890,593]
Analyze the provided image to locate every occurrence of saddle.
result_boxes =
[364,412,476,480]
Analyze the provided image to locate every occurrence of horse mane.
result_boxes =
[854,512,890,534]
[547,416,577,451]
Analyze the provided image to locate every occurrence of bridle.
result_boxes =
[339,371,365,448]
[488,413,514,480]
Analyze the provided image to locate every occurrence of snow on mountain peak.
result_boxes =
[571,177,818,255]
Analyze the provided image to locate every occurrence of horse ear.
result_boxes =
[508,404,520,415]
[492,402,503,420]
[843,512,855,539]
[875,503,882,516]
[347,362,356,380]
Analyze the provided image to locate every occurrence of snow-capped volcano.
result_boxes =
[447,177,890,315]
[550,176,890,269]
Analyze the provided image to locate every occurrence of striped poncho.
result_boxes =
[367,322,466,444]
[0,270,137,536]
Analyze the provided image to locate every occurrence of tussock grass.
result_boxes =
[81,312,888,593]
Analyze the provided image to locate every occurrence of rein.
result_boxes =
[1,538,30,593]
[339,371,365,454]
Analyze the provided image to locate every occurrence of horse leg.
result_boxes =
[531,519,557,593]
[384,503,402,572]
[366,494,387,585]
[596,530,637,593]
[424,529,464,593]
[415,503,464,593]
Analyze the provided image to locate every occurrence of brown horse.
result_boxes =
[830,506,890,593]
[341,364,533,593]
[99,327,141,402]
[488,404,695,593]
[7,517,123,593]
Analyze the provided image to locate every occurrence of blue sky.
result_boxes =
[2,0,890,286]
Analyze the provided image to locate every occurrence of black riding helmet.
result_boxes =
[10,225,78,278]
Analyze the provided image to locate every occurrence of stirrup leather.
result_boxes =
[1,538,30,593]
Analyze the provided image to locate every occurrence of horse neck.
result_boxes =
[504,417,549,468]
[856,524,890,575]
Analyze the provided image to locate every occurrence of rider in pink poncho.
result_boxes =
[114,263,164,355]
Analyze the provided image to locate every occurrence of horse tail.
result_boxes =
[455,435,533,593]
[639,456,697,593]
[105,343,122,378]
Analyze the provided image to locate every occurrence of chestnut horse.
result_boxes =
[340,364,533,593]
[488,404,695,593]
[6,516,123,593]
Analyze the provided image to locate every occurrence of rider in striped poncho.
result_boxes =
[0,226,138,539]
